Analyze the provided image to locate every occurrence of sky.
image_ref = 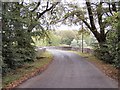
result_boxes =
[54,0,85,30]
[54,24,80,31]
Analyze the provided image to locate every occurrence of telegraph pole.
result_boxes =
[82,23,83,53]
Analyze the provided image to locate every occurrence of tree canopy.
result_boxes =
[62,1,119,45]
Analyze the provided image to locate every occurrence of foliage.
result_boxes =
[70,39,88,48]
[94,12,119,68]
[62,1,119,44]
[2,1,59,75]
[116,11,120,68]
[48,31,61,46]
[2,2,36,75]
[32,31,61,46]
[2,51,53,88]
[56,30,77,45]
[77,28,96,47]
[70,39,78,47]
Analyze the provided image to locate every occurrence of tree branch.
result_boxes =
[31,1,41,12]
[86,1,97,31]
[105,12,110,17]
[105,30,110,37]
[82,19,91,30]
[46,0,49,10]
[28,2,59,32]
[107,2,113,16]
[37,2,59,19]
[112,2,117,12]
[97,2,105,35]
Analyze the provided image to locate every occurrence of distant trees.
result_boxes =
[48,31,61,46]
[32,30,77,46]
[70,39,78,47]
[33,31,61,46]
[70,39,88,48]
[70,30,94,49]
[56,30,77,45]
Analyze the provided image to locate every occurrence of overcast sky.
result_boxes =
[54,0,85,30]
[53,24,80,31]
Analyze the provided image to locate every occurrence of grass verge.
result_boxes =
[71,51,118,82]
[2,51,53,89]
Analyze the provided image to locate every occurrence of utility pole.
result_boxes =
[82,23,84,53]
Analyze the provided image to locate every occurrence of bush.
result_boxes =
[94,44,114,64]
[94,30,119,68]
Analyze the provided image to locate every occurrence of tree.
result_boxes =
[93,9,119,67]
[2,2,35,70]
[63,1,119,46]
[56,30,77,45]
[70,39,78,47]
[117,9,120,68]
[2,1,59,74]
[26,1,59,32]
[48,31,61,46]
[70,39,88,48]
[32,31,62,46]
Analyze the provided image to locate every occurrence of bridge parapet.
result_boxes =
[41,46,94,54]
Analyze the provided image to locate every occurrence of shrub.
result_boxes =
[94,30,119,68]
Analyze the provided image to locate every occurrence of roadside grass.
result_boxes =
[2,51,53,88]
[71,51,118,82]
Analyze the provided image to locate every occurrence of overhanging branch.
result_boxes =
[31,1,41,12]
[37,2,59,19]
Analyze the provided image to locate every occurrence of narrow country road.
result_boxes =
[17,49,118,88]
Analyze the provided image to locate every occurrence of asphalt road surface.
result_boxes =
[17,49,118,88]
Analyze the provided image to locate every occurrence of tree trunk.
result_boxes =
[86,1,106,45]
